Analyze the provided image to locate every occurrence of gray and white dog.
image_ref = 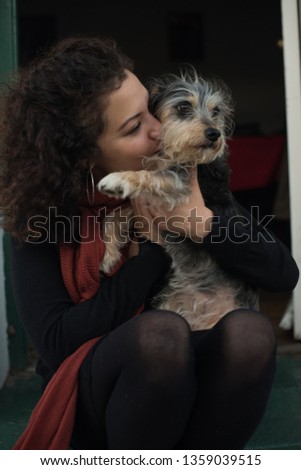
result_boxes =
[97,68,259,330]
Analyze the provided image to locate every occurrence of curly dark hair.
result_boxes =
[0,35,133,243]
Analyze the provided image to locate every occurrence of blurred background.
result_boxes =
[18,0,286,136]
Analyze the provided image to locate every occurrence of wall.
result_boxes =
[0,231,9,387]
[18,0,285,135]
[0,0,18,388]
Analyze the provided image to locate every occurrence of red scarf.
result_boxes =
[61,192,129,303]
[13,192,129,450]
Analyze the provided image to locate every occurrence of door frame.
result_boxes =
[281,0,301,339]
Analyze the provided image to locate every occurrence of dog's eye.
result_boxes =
[212,106,220,117]
[176,102,192,116]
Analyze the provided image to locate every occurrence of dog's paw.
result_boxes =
[100,248,122,274]
[97,173,132,199]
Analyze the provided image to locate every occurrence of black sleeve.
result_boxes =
[203,203,299,292]
[10,237,171,372]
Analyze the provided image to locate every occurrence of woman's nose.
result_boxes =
[149,115,161,140]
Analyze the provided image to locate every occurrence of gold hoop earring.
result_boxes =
[86,169,95,205]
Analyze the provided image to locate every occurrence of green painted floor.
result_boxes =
[0,370,41,450]
[246,354,301,450]
[0,354,300,450]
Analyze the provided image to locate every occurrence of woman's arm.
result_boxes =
[132,169,299,293]
[202,202,299,292]
[10,237,171,371]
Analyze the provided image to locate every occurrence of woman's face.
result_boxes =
[94,71,161,180]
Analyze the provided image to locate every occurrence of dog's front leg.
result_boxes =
[100,206,133,274]
[98,169,190,209]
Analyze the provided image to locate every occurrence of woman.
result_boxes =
[0,35,299,450]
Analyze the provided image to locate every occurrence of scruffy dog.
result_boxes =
[97,68,259,330]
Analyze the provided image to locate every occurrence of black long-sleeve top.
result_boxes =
[9,204,299,386]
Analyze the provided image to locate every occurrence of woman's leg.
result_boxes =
[177,309,277,450]
[72,309,198,450]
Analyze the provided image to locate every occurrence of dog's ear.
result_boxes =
[148,80,165,116]
[149,83,161,96]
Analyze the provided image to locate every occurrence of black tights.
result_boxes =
[71,309,276,450]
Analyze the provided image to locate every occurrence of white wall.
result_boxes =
[0,230,9,387]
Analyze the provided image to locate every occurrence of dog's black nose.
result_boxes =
[205,128,221,142]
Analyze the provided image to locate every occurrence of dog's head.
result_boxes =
[147,66,234,168]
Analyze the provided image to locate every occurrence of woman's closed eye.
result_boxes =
[127,122,141,135]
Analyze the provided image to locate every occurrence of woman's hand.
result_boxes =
[130,168,213,246]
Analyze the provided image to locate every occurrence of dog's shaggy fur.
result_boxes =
[97,68,259,330]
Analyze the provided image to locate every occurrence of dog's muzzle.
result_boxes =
[205,128,221,142]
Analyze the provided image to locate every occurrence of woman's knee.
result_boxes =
[221,308,276,343]
[217,309,276,374]
[133,310,193,379]
[137,309,191,336]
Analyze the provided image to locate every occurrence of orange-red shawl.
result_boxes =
[13,193,129,450]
